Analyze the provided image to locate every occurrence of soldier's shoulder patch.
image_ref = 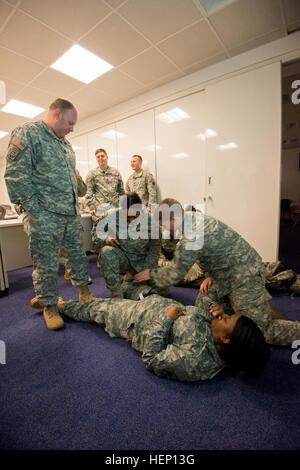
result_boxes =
[7,145,20,161]
[12,137,27,151]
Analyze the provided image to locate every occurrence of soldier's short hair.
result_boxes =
[49,98,75,111]
[157,198,184,225]
[132,154,143,161]
[95,148,107,157]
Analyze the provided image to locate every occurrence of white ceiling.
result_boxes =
[0,0,299,157]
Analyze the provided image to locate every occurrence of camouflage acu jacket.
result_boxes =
[5,121,81,215]
[150,212,264,288]
[125,169,157,207]
[85,166,124,210]
[95,208,161,269]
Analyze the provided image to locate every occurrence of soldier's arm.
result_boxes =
[84,174,97,210]
[117,172,125,196]
[76,172,87,197]
[149,240,199,288]
[142,309,201,381]
[4,127,39,213]
[146,173,157,206]
[125,178,130,194]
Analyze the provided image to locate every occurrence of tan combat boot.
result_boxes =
[30,296,63,309]
[43,305,64,330]
[79,285,97,302]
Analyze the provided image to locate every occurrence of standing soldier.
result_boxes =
[85,148,124,215]
[125,155,157,212]
[4,98,95,330]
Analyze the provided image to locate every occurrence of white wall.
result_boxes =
[281,148,300,202]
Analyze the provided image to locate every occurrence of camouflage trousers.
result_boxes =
[195,275,300,346]
[99,245,148,285]
[23,209,89,306]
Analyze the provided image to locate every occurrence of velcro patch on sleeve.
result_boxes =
[7,146,20,161]
[12,137,27,151]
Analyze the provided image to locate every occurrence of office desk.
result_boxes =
[0,214,93,294]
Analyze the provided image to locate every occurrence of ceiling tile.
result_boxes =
[104,0,128,9]
[141,70,185,91]
[209,0,283,49]
[19,0,112,41]
[0,10,72,65]
[0,46,44,84]
[92,68,143,99]
[182,51,228,75]
[0,1,13,29]
[79,13,151,66]
[70,85,119,120]
[158,20,224,69]
[229,29,285,57]
[14,86,57,110]
[283,0,300,25]
[0,77,23,102]
[119,48,178,84]
[0,110,31,133]
[29,68,84,96]
[118,0,203,44]
[3,0,19,5]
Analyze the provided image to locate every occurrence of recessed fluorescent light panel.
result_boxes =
[100,130,126,140]
[51,45,114,84]
[0,130,8,139]
[1,99,45,118]
[198,0,234,15]
[157,107,190,124]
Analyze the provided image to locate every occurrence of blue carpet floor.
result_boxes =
[0,254,300,451]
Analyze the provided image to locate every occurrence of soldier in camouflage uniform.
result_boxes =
[58,289,270,381]
[125,155,157,212]
[159,232,205,287]
[4,98,95,330]
[94,193,161,298]
[134,198,300,346]
[85,148,124,214]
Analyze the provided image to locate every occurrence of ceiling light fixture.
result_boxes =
[51,45,114,84]
[198,0,234,15]
[1,99,45,118]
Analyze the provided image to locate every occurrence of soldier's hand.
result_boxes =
[199,277,213,295]
[105,236,120,248]
[90,209,96,216]
[209,303,224,319]
[164,305,184,320]
[134,269,150,283]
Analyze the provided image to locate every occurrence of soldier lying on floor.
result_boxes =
[57,287,270,382]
